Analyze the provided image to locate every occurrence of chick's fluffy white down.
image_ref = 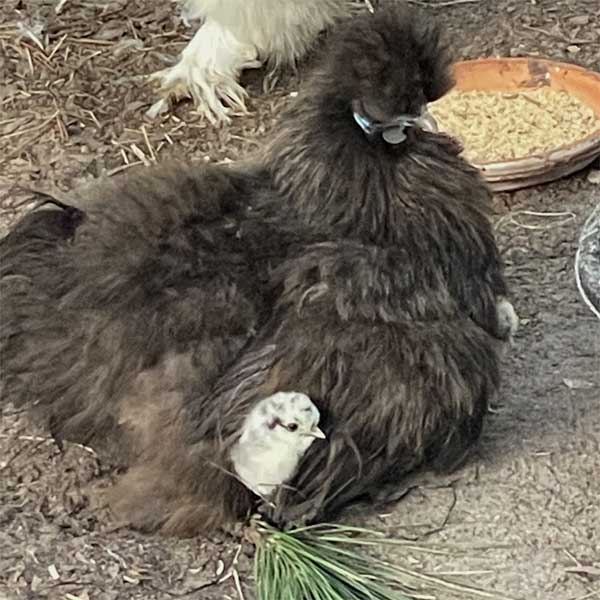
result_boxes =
[230,392,322,498]
[148,0,351,123]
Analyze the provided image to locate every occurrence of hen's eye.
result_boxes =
[287,423,299,432]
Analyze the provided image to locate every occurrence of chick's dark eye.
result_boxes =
[286,423,298,432]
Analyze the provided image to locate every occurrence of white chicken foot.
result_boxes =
[496,296,519,341]
[147,19,263,125]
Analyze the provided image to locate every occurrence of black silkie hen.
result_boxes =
[0,4,516,535]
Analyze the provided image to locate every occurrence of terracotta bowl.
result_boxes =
[438,57,600,192]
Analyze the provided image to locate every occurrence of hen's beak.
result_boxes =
[352,100,438,145]
[415,110,438,132]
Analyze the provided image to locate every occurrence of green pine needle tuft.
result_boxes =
[253,520,516,600]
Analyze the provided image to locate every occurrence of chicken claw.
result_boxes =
[146,19,262,125]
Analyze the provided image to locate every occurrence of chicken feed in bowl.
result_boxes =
[428,87,600,164]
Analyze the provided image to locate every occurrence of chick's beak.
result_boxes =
[310,427,326,439]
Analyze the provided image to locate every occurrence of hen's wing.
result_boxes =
[99,227,507,534]
[180,241,503,528]
[188,314,496,528]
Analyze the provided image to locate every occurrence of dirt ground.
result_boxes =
[1,1,599,599]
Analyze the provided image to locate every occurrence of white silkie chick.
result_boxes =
[146,0,352,124]
[230,392,325,498]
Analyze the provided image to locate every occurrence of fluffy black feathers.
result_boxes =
[0,5,513,534]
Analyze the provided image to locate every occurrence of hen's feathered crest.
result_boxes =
[313,3,453,121]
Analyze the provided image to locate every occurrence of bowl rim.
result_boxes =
[444,56,600,170]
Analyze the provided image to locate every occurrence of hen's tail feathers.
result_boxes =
[1,192,84,265]
[0,164,262,458]
[0,195,86,419]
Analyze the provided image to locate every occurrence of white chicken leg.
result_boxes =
[147,19,262,125]
[146,0,352,124]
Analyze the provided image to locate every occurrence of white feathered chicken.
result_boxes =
[147,0,358,124]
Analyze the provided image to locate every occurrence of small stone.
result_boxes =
[566,45,581,54]
[65,593,90,600]
[587,170,600,185]
[107,563,120,579]
[48,564,60,580]
[563,378,595,390]
[215,559,225,577]
[569,15,590,26]
[30,575,42,592]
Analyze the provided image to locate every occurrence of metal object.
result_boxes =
[575,201,600,320]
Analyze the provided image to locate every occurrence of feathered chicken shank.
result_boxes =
[147,0,353,124]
